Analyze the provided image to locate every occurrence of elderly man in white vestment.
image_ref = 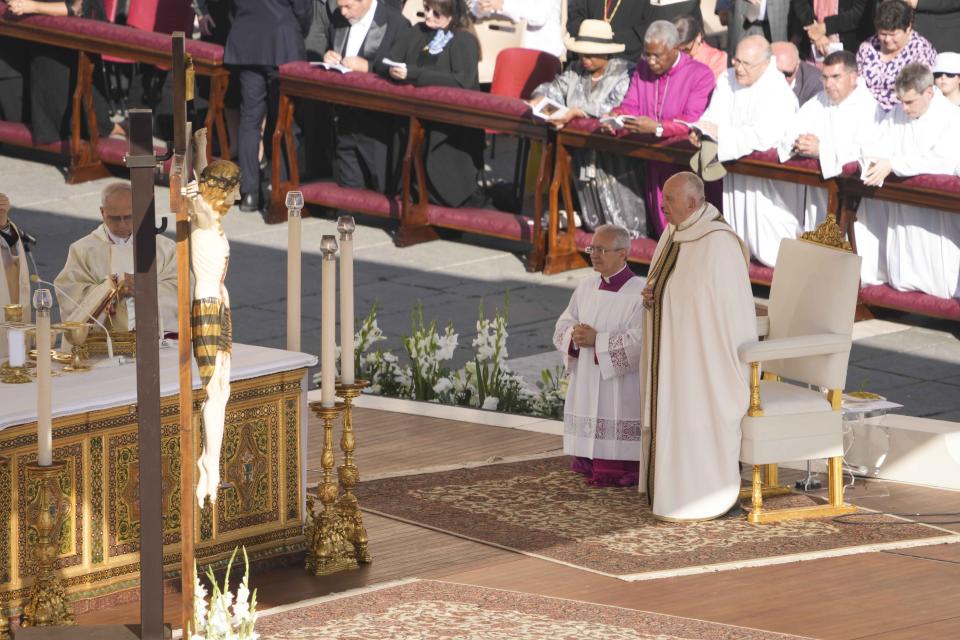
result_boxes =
[777,51,883,229]
[54,183,177,333]
[1,193,32,360]
[691,35,802,267]
[553,224,645,488]
[640,173,756,521]
[858,63,960,299]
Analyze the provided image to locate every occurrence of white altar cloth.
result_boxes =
[0,342,317,431]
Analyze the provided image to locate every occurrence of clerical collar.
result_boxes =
[599,264,634,292]
[105,228,131,245]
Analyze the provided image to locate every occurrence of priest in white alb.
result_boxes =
[691,35,802,267]
[553,224,645,488]
[54,182,177,334]
[859,63,960,299]
[640,173,756,521]
[777,50,882,230]
[1,192,31,360]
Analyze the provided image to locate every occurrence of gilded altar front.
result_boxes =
[0,365,307,614]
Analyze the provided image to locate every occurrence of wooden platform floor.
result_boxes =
[77,408,960,639]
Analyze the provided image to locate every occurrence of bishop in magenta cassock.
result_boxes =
[640,173,756,521]
[553,224,645,488]
[607,20,716,237]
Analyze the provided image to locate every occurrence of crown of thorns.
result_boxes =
[200,173,240,190]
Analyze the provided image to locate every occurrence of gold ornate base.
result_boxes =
[335,379,371,565]
[20,461,76,628]
[748,502,858,524]
[305,402,358,576]
[1,367,32,384]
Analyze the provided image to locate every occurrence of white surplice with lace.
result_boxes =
[553,270,645,463]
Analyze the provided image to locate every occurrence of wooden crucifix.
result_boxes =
[169,31,197,637]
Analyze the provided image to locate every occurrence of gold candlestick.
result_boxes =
[305,402,358,576]
[21,460,75,628]
[335,378,370,564]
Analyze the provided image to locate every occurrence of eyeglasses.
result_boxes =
[934,72,959,79]
[731,57,765,69]
[584,246,623,255]
[782,66,798,79]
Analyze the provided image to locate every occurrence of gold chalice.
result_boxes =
[58,322,92,372]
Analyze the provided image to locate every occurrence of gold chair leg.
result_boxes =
[747,465,764,522]
[749,456,857,523]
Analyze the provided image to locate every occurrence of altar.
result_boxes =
[0,342,316,614]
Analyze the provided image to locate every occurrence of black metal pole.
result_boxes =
[127,108,165,640]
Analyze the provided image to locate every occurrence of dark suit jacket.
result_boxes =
[225,0,313,67]
[305,0,404,61]
[567,0,652,62]
[327,1,410,70]
[913,0,960,53]
[792,60,822,105]
[791,0,872,55]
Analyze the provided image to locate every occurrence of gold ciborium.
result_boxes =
[57,322,91,372]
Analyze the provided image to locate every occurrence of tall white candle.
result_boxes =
[286,191,304,352]
[320,235,338,407]
[34,289,53,466]
[337,216,355,385]
[7,328,25,368]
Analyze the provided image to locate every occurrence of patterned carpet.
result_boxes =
[258,579,811,639]
[354,456,958,580]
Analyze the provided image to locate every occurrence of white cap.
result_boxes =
[933,52,960,74]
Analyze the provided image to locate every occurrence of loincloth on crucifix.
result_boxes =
[191,297,232,387]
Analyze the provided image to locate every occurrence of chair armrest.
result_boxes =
[738,333,851,364]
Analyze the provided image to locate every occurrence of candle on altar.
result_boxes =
[7,328,26,367]
[337,215,356,385]
[286,191,304,352]
[33,288,53,466]
[320,235,338,407]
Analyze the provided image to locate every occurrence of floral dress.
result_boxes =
[856,32,938,111]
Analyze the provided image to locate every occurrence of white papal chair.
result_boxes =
[738,217,862,523]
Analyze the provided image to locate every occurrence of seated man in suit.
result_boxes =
[324,0,410,192]
[772,41,821,105]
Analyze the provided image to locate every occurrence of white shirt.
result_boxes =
[471,0,565,59]
[345,0,378,58]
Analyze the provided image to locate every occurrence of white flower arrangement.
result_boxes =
[312,299,568,419]
[190,546,258,640]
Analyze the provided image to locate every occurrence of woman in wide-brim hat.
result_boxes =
[528,20,648,238]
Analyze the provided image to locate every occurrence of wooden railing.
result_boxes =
[0,3,229,181]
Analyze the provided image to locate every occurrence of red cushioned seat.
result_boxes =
[300,182,402,219]
[0,120,70,152]
[748,262,774,285]
[859,285,960,321]
[96,138,171,172]
[426,205,534,242]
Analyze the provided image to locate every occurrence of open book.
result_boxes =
[310,61,352,74]
[598,114,638,131]
[532,97,569,121]
[675,119,716,142]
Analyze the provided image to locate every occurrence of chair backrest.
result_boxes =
[402,0,425,25]
[127,0,195,35]
[476,17,526,84]
[103,0,118,22]
[489,47,561,100]
[765,238,862,389]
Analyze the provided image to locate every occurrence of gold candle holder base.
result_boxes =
[1,366,32,384]
[305,402,358,576]
[21,460,76,628]
[335,378,371,564]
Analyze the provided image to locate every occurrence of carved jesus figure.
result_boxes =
[187,129,240,505]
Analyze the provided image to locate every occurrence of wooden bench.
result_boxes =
[0,2,229,181]
[271,62,551,271]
